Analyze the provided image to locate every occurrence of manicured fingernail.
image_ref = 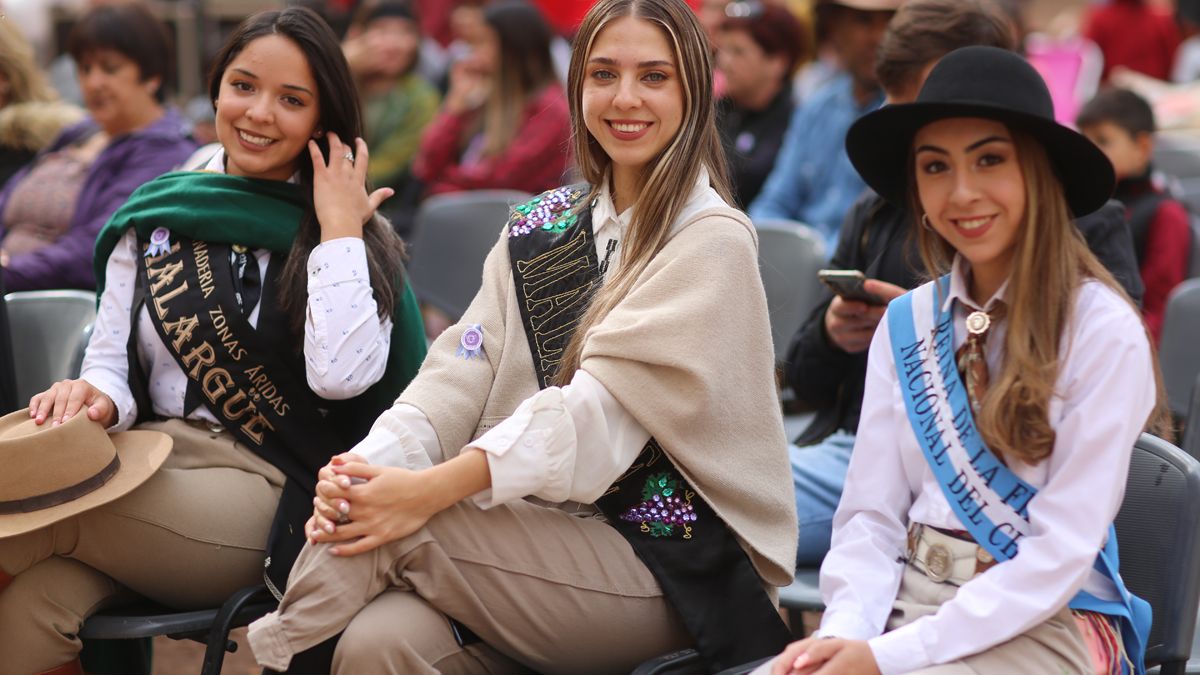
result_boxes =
[324,522,334,534]
[338,477,350,488]
[793,653,810,669]
[338,501,349,514]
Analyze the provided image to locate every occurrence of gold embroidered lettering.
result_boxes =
[181,341,215,378]
[162,314,199,351]
[240,412,274,445]
[147,259,184,295]
[221,390,256,421]
[151,280,189,320]
[201,368,233,402]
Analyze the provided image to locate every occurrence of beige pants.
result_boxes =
[0,419,285,675]
[890,563,1096,674]
[248,499,694,675]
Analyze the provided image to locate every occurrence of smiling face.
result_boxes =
[76,48,160,136]
[914,117,1026,290]
[582,15,684,193]
[214,35,321,182]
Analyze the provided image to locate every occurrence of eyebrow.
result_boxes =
[915,135,1012,155]
[231,67,315,96]
[588,56,676,68]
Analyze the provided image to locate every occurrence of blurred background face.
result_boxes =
[462,21,499,76]
[718,27,785,106]
[363,16,420,78]
[1080,121,1152,180]
[828,7,893,91]
[698,0,731,46]
[75,48,159,134]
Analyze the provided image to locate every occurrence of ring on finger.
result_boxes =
[343,151,355,163]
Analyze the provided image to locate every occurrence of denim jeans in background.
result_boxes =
[790,429,856,567]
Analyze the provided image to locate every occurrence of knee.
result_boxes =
[332,592,459,674]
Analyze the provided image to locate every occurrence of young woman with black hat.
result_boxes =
[763,45,1170,675]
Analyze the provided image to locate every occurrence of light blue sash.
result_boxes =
[887,276,1151,675]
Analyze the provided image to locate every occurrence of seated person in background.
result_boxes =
[1084,0,1181,83]
[411,1,570,197]
[1078,87,1191,344]
[343,1,440,237]
[764,45,1167,675]
[0,19,84,190]
[0,2,195,292]
[787,0,1145,569]
[747,0,898,253]
[715,1,806,208]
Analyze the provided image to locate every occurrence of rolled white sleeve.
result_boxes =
[303,237,391,399]
[79,230,139,431]
[352,403,442,469]
[467,369,650,508]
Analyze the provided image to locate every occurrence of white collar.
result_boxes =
[941,254,1010,314]
[591,166,717,235]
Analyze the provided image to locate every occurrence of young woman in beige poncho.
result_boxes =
[246,0,797,672]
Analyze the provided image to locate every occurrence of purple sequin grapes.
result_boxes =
[509,187,584,237]
[620,473,697,538]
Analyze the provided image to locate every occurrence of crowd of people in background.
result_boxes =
[0,0,1198,673]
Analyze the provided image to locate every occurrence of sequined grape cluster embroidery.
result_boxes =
[508,186,585,237]
[620,473,696,538]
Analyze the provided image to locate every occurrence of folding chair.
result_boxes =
[752,219,827,367]
[4,290,96,405]
[406,189,532,322]
[1160,279,1200,419]
[78,584,277,675]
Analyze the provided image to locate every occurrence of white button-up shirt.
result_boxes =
[817,257,1156,673]
[81,149,392,430]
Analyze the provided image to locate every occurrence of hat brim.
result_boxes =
[846,101,1115,218]
[0,429,171,538]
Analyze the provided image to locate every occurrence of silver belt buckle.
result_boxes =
[924,543,953,583]
[207,422,224,434]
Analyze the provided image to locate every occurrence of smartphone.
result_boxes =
[818,269,884,305]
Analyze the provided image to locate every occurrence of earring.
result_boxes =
[311,128,323,139]
[921,213,934,231]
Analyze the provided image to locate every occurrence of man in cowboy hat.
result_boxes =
[748,0,902,253]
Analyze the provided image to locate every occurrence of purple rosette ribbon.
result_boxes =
[457,324,485,360]
[145,227,172,258]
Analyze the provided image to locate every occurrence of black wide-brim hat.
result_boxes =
[845,46,1115,218]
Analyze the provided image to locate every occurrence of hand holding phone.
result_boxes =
[818,269,884,305]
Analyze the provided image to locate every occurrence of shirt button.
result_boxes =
[523,438,534,448]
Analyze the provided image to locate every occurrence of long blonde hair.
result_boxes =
[0,19,57,105]
[553,0,734,385]
[912,128,1172,463]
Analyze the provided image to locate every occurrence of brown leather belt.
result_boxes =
[906,522,998,585]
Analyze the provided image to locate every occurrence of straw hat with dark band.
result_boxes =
[0,409,171,538]
[845,46,1115,218]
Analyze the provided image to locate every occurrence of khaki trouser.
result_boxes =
[890,563,1096,674]
[247,498,694,675]
[0,419,285,675]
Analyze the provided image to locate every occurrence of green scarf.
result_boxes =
[96,171,426,429]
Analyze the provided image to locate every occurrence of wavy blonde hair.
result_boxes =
[911,128,1171,463]
[553,0,733,385]
[0,19,57,105]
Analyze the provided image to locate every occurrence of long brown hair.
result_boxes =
[911,128,1172,463]
[209,8,406,337]
[553,0,734,385]
[474,1,559,157]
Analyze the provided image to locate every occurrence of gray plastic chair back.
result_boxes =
[4,290,96,406]
[406,190,532,321]
[1185,373,1200,463]
[1161,279,1200,418]
[1114,433,1200,674]
[753,219,827,365]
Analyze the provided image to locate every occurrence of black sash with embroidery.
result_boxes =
[132,234,345,593]
[507,187,791,672]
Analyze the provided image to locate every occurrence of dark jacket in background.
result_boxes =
[716,84,794,209]
[785,192,1142,447]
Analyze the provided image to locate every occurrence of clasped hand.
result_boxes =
[307,452,435,557]
[309,132,393,242]
[769,638,880,675]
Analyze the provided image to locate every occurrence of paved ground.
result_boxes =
[151,628,259,675]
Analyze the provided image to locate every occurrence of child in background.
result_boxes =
[1078,87,1191,343]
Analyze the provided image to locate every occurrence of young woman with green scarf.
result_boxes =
[0,8,426,674]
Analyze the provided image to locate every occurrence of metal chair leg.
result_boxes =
[200,585,276,675]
